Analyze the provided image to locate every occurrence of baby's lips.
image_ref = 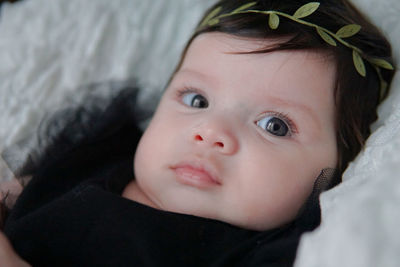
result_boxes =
[170,159,222,186]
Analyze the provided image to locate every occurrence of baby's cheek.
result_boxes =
[134,121,171,182]
[238,190,306,231]
[133,135,153,181]
[233,159,313,230]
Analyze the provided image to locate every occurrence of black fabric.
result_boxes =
[3,86,323,267]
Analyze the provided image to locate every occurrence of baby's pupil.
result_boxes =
[266,118,288,136]
[191,95,208,108]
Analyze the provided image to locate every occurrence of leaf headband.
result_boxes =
[199,2,394,101]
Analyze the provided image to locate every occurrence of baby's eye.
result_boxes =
[256,116,290,137]
[182,92,209,108]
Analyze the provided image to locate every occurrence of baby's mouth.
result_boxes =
[170,161,221,189]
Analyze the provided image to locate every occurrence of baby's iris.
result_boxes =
[257,116,289,136]
[182,93,209,108]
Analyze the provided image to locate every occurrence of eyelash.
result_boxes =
[175,87,298,136]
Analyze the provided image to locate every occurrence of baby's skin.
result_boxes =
[123,32,338,231]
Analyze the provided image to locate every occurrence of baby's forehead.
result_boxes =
[182,33,334,78]
[180,33,336,83]
[193,32,272,52]
[189,32,333,60]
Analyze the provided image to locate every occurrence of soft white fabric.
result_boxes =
[0,0,399,266]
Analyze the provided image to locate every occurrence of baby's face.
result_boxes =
[130,33,338,230]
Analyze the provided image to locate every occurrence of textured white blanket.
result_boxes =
[0,0,399,266]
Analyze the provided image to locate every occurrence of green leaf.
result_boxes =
[232,2,257,13]
[208,18,219,26]
[293,2,320,19]
[369,58,394,70]
[353,50,366,77]
[316,28,337,46]
[268,13,280,29]
[336,24,361,38]
[200,6,222,27]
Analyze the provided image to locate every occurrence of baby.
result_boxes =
[0,0,395,266]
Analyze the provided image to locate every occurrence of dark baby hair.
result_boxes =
[174,0,395,177]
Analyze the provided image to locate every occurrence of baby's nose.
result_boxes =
[193,127,238,155]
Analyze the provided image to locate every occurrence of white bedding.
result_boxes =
[0,0,399,266]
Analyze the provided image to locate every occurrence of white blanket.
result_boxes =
[0,0,399,266]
